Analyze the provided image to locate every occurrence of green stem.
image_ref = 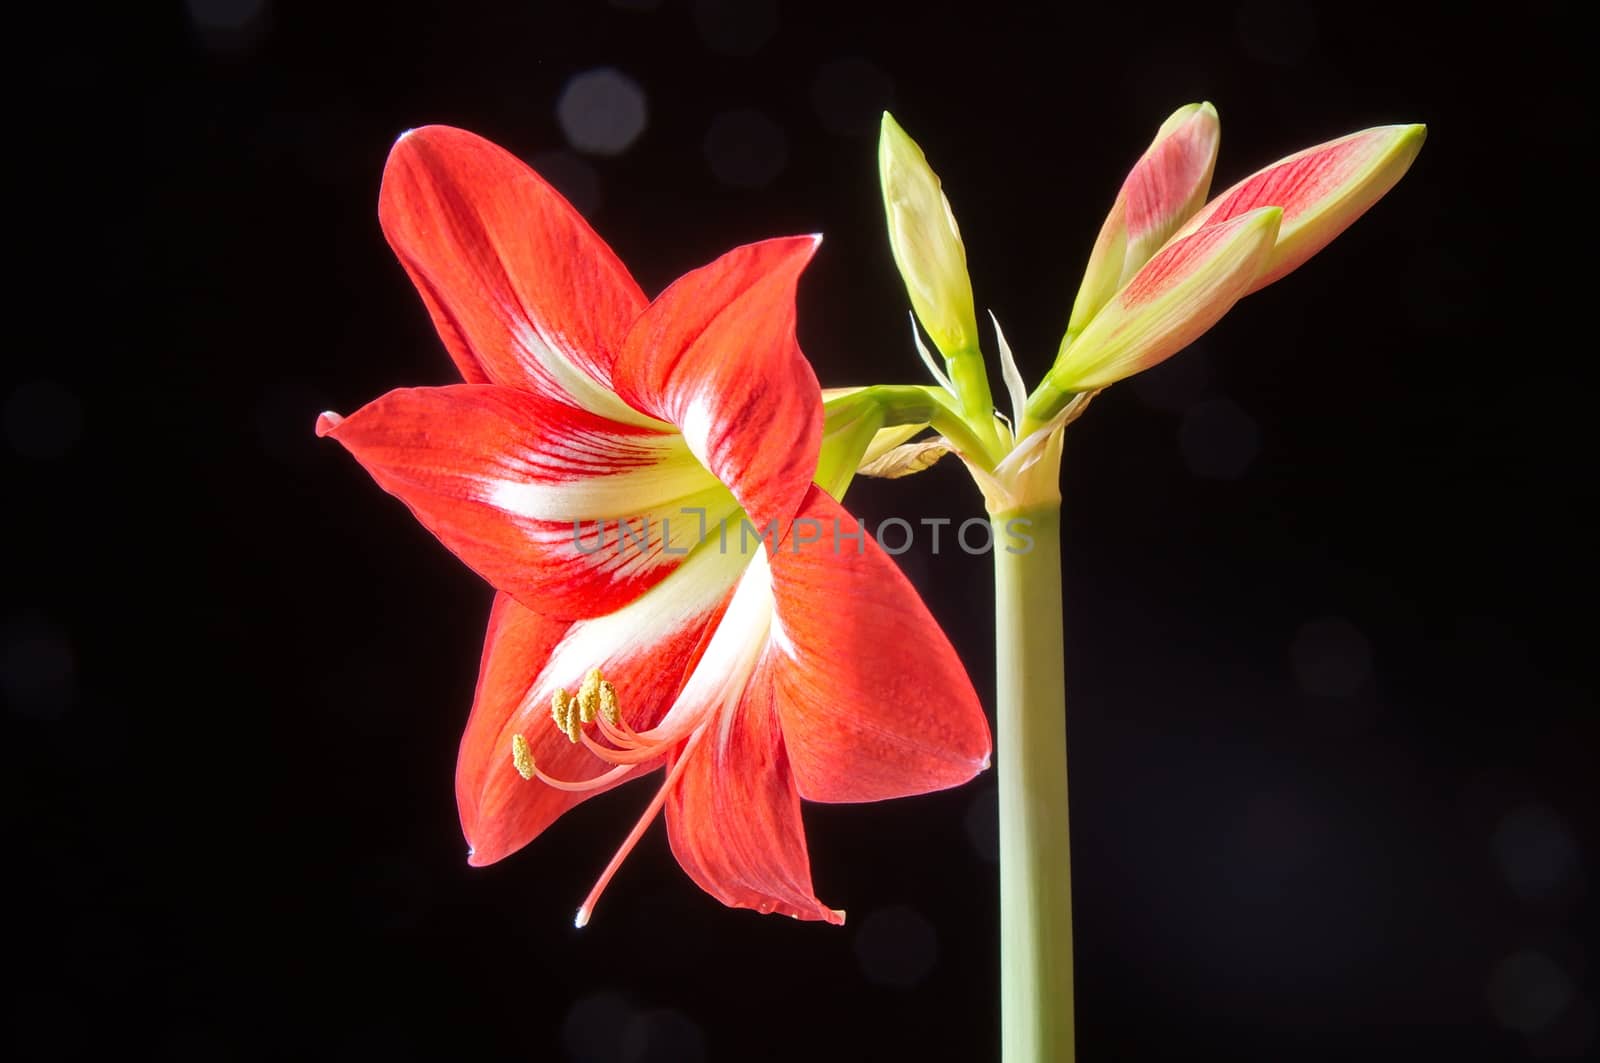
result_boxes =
[992,501,1074,1063]
[945,342,1004,454]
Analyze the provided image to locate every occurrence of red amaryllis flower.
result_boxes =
[319,127,991,924]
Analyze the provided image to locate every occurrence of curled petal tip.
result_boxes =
[1158,100,1218,134]
[314,411,344,437]
[389,125,449,155]
[781,232,824,260]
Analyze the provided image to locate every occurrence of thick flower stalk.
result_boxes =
[319,127,990,924]
[877,105,1424,1061]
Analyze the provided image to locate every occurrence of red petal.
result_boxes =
[460,550,743,866]
[768,489,991,802]
[613,236,824,546]
[379,126,652,420]
[664,662,844,923]
[319,384,729,619]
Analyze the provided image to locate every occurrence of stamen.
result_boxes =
[551,688,574,736]
[577,668,603,724]
[598,680,620,726]
[528,760,634,793]
[579,727,673,766]
[508,735,634,792]
[511,733,536,780]
[602,709,708,760]
[596,708,639,747]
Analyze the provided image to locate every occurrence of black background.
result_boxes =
[9,1,1594,1060]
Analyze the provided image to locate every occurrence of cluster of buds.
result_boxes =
[877,103,1425,438]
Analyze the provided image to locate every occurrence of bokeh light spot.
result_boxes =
[965,784,999,863]
[1489,950,1573,1035]
[558,68,649,157]
[703,108,788,188]
[854,904,938,988]
[563,991,633,1063]
[1493,803,1581,904]
[621,1008,706,1063]
[1290,617,1372,698]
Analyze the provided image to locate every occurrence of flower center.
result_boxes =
[506,666,720,928]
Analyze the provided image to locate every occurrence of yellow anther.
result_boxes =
[511,734,535,780]
[549,670,621,742]
[577,668,603,724]
[551,688,574,735]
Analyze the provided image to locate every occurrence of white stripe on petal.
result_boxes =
[478,433,719,521]
[516,322,669,429]
[653,548,776,734]
[526,532,758,713]
[678,392,716,474]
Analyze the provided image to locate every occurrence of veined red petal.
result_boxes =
[768,489,991,802]
[614,236,824,547]
[1178,124,1425,293]
[664,661,844,924]
[460,533,748,866]
[318,384,732,619]
[379,126,658,424]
